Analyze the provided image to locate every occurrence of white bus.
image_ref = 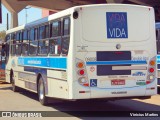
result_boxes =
[156,22,160,86]
[2,4,157,105]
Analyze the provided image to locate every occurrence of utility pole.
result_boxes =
[25,6,31,24]
[7,13,9,30]
[25,8,27,24]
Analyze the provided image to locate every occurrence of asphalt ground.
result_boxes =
[0,80,159,120]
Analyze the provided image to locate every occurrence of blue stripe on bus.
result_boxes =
[86,60,147,65]
[18,57,67,69]
[157,55,160,69]
[157,55,160,64]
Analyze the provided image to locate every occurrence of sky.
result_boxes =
[0,4,42,31]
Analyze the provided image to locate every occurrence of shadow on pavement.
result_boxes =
[0,81,10,84]
[1,85,160,118]
[0,86,12,90]
[19,88,39,101]
[158,87,160,94]
[18,88,160,110]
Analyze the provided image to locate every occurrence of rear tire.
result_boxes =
[11,72,19,92]
[38,77,48,105]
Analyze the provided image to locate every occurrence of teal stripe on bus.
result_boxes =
[18,57,67,70]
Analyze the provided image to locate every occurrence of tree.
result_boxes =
[0,30,6,42]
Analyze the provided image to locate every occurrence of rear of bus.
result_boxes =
[70,4,157,100]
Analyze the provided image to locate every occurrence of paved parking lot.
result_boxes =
[0,81,160,119]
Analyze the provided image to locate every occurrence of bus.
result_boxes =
[2,4,157,105]
[156,22,160,86]
[0,42,6,79]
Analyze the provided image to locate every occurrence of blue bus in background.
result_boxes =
[156,22,160,86]
[0,43,6,79]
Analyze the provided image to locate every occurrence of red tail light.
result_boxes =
[78,69,85,76]
[149,68,154,73]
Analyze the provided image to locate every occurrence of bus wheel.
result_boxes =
[38,77,48,105]
[11,72,19,92]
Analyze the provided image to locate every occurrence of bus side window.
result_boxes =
[22,30,29,56]
[49,39,61,55]
[39,40,49,55]
[11,33,16,56]
[51,21,61,37]
[49,20,61,55]
[38,25,49,55]
[39,25,45,39]
[62,18,70,55]
[19,32,23,55]
[63,18,70,36]
[15,32,22,56]
[45,25,49,38]
[3,35,10,57]
[29,28,38,55]
[49,40,55,54]
[62,38,69,55]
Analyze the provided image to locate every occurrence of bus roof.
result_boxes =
[6,4,152,34]
[6,25,25,34]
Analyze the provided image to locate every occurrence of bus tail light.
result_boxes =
[149,60,155,66]
[147,57,156,84]
[149,68,154,73]
[77,62,84,68]
[148,74,154,80]
[78,77,87,83]
[78,69,85,76]
[78,77,89,86]
[76,59,89,87]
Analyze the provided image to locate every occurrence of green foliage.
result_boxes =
[0,30,6,42]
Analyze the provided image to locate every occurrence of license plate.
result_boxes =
[111,79,125,85]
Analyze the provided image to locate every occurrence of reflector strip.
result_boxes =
[83,83,89,87]
[79,91,90,93]
[146,81,151,84]
[79,91,85,93]
[151,87,155,90]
